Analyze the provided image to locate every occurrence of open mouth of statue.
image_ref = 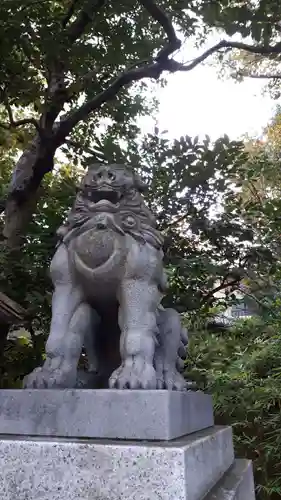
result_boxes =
[88,189,121,204]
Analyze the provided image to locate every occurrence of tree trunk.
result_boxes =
[0,322,9,354]
[3,134,55,248]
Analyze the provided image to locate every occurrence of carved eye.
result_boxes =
[97,171,102,178]
[125,216,135,226]
[108,171,115,180]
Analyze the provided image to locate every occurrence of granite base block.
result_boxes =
[0,426,234,500]
[205,459,256,499]
[0,389,213,440]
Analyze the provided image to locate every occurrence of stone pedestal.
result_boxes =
[0,389,214,440]
[0,389,256,500]
[206,459,256,500]
[0,426,233,500]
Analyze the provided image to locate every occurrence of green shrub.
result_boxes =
[185,314,281,499]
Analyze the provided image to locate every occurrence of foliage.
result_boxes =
[92,130,281,312]
[1,126,281,387]
[3,0,281,244]
[0,156,82,386]
[201,0,281,44]
[140,133,259,311]
[0,333,46,389]
[264,106,281,157]
[199,1,281,97]
[0,0,199,244]
[0,163,80,327]
[185,299,281,499]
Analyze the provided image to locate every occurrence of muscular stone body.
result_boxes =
[24,164,188,390]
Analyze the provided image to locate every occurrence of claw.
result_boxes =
[109,359,156,390]
[155,367,187,391]
[23,362,76,389]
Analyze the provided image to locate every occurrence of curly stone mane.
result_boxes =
[57,163,164,250]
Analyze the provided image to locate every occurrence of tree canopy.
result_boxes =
[1,122,279,322]
[2,0,281,246]
[202,1,281,97]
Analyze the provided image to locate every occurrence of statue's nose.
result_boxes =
[97,221,107,229]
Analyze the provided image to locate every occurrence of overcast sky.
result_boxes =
[158,66,275,140]
[140,36,278,141]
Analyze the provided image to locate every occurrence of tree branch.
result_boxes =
[0,199,6,213]
[62,0,81,28]
[163,209,192,231]
[66,0,106,44]
[202,278,240,305]
[239,289,275,314]
[56,60,164,140]
[0,118,42,134]
[42,0,106,127]
[55,36,281,141]
[65,138,98,156]
[0,89,43,136]
[218,39,281,55]
[248,180,264,205]
[166,39,281,73]
[237,71,281,79]
[0,117,38,129]
[11,0,50,13]
[138,0,181,60]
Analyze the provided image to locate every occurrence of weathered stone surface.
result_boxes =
[24,164,188,392]
[205,459,256,499]
[0,389,213,440]
[0,426,234,500]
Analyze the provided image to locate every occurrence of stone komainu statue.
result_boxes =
[24,164,188,390]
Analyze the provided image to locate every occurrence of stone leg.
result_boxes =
[109,279,160,389]
[23,244,94,389]
[155,308,187,390]
[83,312,101,373]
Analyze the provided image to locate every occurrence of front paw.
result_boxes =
[23,362,76,389]
[109,357,157,389]
[156,368,187,391]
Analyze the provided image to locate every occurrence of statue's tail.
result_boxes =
[176,325,188,373]
[157,306,188,374]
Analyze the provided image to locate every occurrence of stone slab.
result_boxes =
[0,389,213,440]
[0,426,234,500]
[205,459,255,499]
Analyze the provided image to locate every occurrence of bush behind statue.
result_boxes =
[185,307,281,500]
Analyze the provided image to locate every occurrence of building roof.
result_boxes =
[0,292,27,325]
